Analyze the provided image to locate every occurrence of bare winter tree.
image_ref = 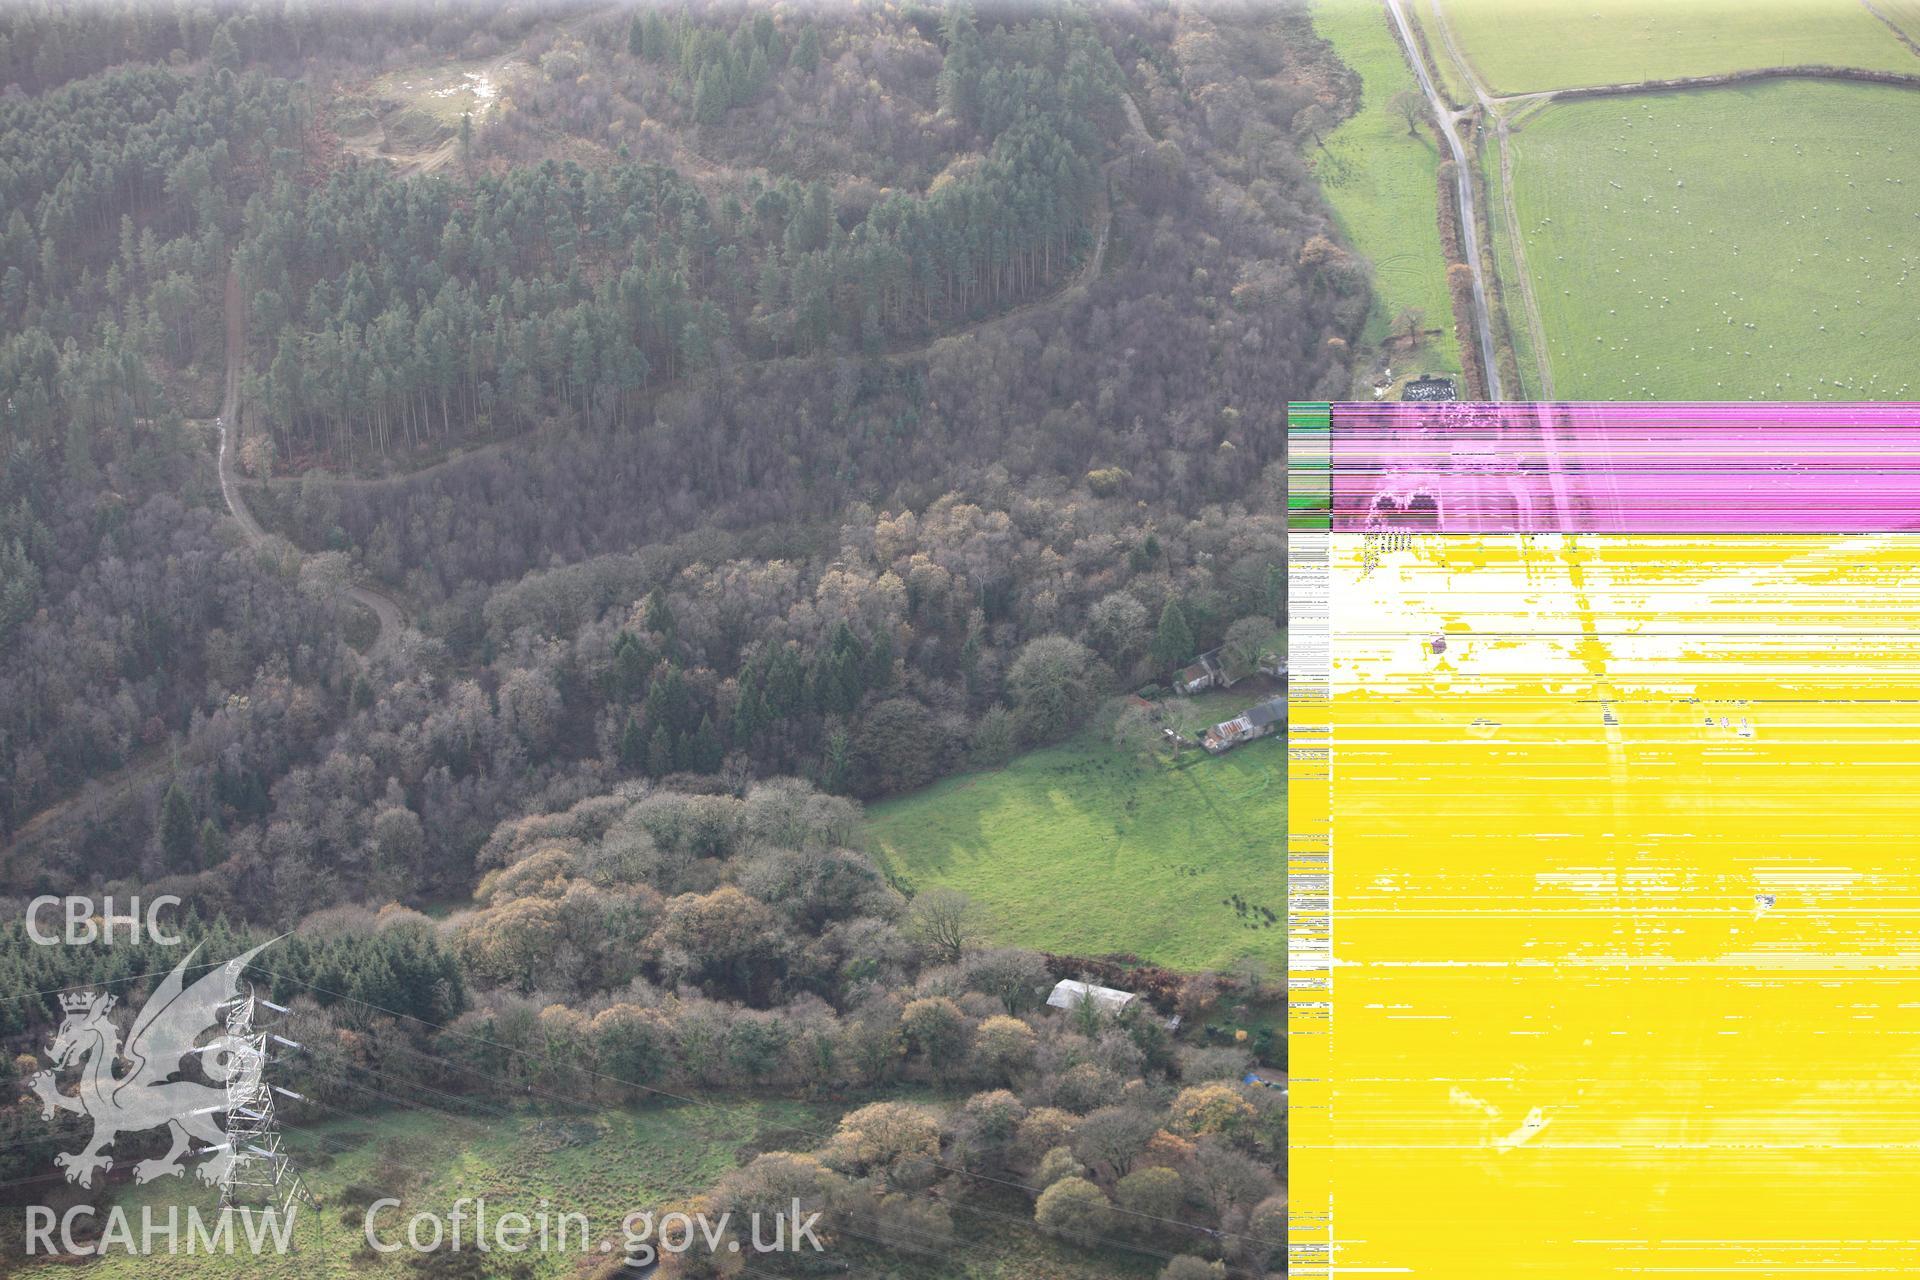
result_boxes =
[1390,305,1427,350]
[1389,88,1426,138]
[907,886,983,965]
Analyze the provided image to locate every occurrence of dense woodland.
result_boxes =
[0,5,1347,1273]
[0,0,583,94]
[0,61,338,831]
[241,9,1119,465]
[1,0,1349,861]
[0,782,1282,1274]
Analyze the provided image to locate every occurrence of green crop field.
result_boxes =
[1309,0,1464,384]
[1504,81,1920,400]
[1437,0,1917,95]
[867,692,1286,974]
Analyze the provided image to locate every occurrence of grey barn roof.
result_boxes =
[1244,697,1285,728]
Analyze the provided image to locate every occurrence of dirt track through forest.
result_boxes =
[216,264,408,649]
[3,262,407,858]
[4,50,1156,856]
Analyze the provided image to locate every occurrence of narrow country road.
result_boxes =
[1383,0,1504,400]
[1405,5,1920,400]
[1424,0,1555,399]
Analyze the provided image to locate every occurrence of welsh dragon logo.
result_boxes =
[29,941,275,1189]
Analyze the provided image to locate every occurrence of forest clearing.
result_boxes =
[868,694,1286,974]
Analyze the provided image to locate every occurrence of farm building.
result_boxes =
[1402,375,1458,402]
[1046,979,1139,1016]
[1180,641,1286,694]
[1203,695,1286,754]
[1175,647,1230,694]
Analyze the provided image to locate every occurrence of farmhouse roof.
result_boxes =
[1186,647,1226,674]
[1046,979,1138,1014]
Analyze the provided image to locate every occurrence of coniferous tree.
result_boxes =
[936,4,981,128]
[197,818,224,866]
[1152,599,1196,673]
[611,631,651,701]
[691,714,723,773]
[159,781,197,872]
[645,589,676,644]
[694,64,728,125]
[744,44,769,100]
[208,23,239,72]
[646,725,674,778]
[790,24,819,74]
[0,539,39,645]
[619,717,647,769]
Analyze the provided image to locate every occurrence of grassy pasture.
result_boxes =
[1482,146,1543,399]
[1406,0,1473,107]
[1308,0,1464,385]
[1882,0,1920,42]
[1505,81,1920,400]
[1439,0,1917,95]
[7,1100,834,1278]
[866,691,1286,973]
[4,1099,1165,1279]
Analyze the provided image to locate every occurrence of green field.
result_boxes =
[867,693,1285,973]
[1439,0,1917,95]
[1408,0,1473,107]
[1309,0,1464,384]
[1482,143,1542,399]
[8,1098,1159,1279]
[10,1100,834,1278]
[1506,81,1920,400]
[1883,0,1920,42]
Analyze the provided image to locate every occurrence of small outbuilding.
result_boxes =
[1046,979,1139,1016]
[1402,375,1458,402]
[1175,648,1229,695]
[1202,695,1286,754]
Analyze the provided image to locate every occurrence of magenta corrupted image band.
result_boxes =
[1326,402,1920,534]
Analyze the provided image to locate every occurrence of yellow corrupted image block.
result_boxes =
[1296,528,1920,1276]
